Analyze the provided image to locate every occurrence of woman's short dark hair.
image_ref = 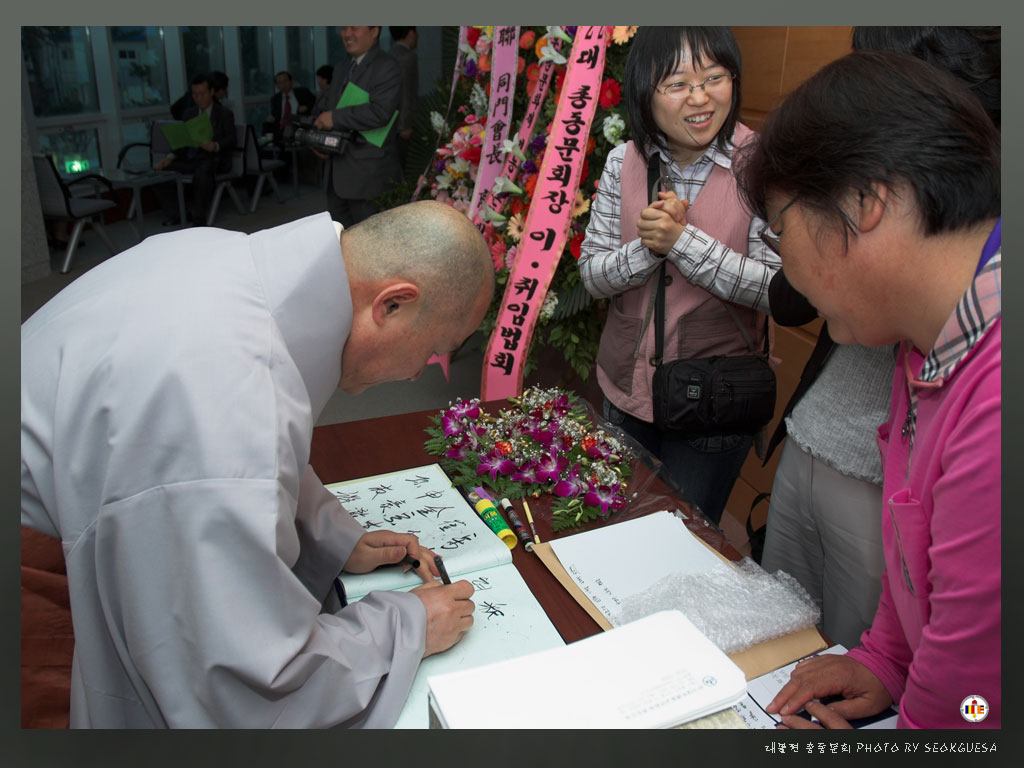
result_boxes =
[736,51,999,241]
[624,26,742,162]
[852,26,1001,127]
[317,64,334,83]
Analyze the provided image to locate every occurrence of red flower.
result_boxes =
[569,232,585,260]
[460,145,482,165]
[517,56,525,75]
[519,30,536,50]
[599,79,622,109]
[524,174,539,198]
[526,62,540,82]
[466,27,482,49]
[509,196,527,216]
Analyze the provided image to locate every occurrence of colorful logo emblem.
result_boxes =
[960,695,989,723]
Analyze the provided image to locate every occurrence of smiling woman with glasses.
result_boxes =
[576,27,781,528]
[736,50,1001,731]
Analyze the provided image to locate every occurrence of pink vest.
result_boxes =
[596,125,767,422]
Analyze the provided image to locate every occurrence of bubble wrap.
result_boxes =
[615,558,821,655]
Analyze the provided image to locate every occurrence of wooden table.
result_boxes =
[310,403,744,645]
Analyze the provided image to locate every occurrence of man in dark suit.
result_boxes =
[313,26,402,228]
[263,71,316,146]
[156,73,237,226]
[170,71,229,122]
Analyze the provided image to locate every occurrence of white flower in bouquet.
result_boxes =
[469,83,488,120]
[603,113,626,146]
[539,290,559,322]
[429,111,447,137]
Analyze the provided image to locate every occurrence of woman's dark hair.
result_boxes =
[736,51,999,241]
[317,64,334,83]
[624,26,742,162]
[852,26,1001,128]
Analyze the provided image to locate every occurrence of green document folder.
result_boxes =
[335,82,397,148]
[160,113,214,150]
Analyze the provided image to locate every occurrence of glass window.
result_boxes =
[118,122,153,169]
[111,26,169,109]
[285,27,315,91]
[39,127,102,176]
[325,26,351,70]
[245,101,271,133]
[22,26,100,117]
[240,26,274,97]
[181,26,225,82]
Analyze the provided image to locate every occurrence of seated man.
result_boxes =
[264,70,316,145]
[21,201,493,728]
[170,70,229,121]
[155,73,236,226]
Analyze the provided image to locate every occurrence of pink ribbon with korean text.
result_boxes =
[481,26,608,401]
[469,26,519,225]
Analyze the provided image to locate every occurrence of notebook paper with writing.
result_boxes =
[427,609,747,729]
[327,463,513,600]
[324,463,565,729]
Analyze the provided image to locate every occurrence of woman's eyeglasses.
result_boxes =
[655,72,735,100]
[759,197,799,256]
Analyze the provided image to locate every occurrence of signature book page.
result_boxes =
[325,463,564,729]
[327,463,512,599]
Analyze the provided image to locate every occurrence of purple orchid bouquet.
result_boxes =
[424,387,634,530]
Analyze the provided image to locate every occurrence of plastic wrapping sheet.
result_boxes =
[616,557,821,655]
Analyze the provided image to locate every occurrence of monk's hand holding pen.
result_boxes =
[412,579,475,657]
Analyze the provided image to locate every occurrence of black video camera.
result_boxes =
[281,115,359,155]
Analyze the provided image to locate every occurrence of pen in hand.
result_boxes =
[401,554,421,570]
[434,554,451,585]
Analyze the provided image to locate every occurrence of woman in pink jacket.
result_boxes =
[737,51,1001,729]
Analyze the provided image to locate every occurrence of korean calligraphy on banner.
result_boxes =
[481,26,607,401]
[475,37,562,221]
[468,26,519,225]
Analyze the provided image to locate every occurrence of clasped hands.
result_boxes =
[343,530,475,657]
[767,654,893,730]
[637,190,689,255]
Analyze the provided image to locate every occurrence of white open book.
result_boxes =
[427,609,747,729]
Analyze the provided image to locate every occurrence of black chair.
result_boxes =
[205,123,248,225]
[33,154,119,274]
[243,124,287,213]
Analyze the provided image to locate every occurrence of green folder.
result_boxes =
[159,113,214,150]
[336,82,398,148]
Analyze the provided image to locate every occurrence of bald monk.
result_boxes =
[21,201,494,728]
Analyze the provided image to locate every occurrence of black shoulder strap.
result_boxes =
[648,155,669,364]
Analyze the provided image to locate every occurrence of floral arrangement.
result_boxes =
[424,387,636,531]
[415,26,639,383]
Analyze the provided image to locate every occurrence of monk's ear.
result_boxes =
[369,282,420,326]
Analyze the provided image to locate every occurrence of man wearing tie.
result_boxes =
[264,70,316,146]
[314,26,402,228]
